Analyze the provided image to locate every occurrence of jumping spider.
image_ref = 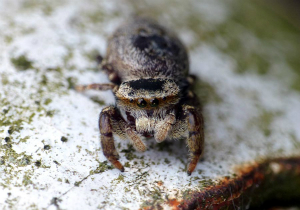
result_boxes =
[76,17,204,175]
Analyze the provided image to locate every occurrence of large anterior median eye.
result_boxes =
[137,98,147,108]
[150,98,159,107]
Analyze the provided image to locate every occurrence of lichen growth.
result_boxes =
[290,133,300,149]
[121,145,138,161]
[74,176,89,187]
[84,49,100,62]
[90,96,106,106]
[61,136,68,142]
[181,189,193,200]
[198,179,215,188]
[5,122,24,135]
[164,158,170,164]
[249,110,282,137]
[155,140,172,152]
[194,80,222,105]
[89,161,113,175]
[44,145,51,150]
[11,55,33,71]
[140,187,164,208]
[112,175,125,184]
[34,160,41,167]
[22,174,33,186]
[1,73,9,85]
[18,155,32,167]
[44,98,52,105]
[4,35,13,43]
[66,77,77,89]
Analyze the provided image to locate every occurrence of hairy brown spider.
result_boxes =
[76,17,204,175]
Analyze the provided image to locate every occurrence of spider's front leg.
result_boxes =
[99,106,124,172]
[183,105,205,176]
[99,106,147,171]
[154,113,176,143]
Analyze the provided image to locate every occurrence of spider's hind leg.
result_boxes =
[75,83,117,92]
[101,62,121,84]
[187,74,197,85]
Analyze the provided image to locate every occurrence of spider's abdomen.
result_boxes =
[104,17,189,82]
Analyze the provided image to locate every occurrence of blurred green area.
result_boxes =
[126,0,300,91]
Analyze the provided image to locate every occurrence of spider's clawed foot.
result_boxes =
[109,158,125,172]
[187,153,201,176]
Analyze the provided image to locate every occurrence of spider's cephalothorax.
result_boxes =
[76,16,204,175]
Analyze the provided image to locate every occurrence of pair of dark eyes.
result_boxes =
[130,98,165,108]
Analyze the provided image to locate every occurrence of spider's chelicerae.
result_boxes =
[76,17,204,175]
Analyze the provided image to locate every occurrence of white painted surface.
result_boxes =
[0,0,299,209]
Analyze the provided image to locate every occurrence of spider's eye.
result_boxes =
[129,98,134,103]
[137,98,147,108]
[150,98,159,107]
[162,97,167,101]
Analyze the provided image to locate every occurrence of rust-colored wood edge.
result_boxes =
[173,157,300,210]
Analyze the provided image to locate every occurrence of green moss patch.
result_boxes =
[11,55,33,71]
[89,161,113,175]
